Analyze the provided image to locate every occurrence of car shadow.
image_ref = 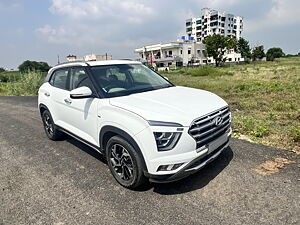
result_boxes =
[65,137,107,164]
[150,146,234,195]
[65,135,233,195]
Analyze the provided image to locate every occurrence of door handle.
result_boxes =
[64,98,72,104]
[44,92,50,97]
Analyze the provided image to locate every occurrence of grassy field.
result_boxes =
[0,57,299,153]
[161,57,300,154]
[0,71,46,96]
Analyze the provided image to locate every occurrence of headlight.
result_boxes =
[153,132,182,151]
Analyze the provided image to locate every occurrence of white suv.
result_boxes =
[38,60,231,189]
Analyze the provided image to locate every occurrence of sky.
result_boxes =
[0,0,300,69]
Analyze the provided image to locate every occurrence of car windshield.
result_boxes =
[90,64,173,97]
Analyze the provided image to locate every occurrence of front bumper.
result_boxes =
[144,137,230,183]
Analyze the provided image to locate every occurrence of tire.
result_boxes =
[106,135,147,189]
[41,110,65,141]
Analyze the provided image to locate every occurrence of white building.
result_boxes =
[135,40,243,69]
[135,40,207,69]
[186,8,243,42]
[66,54,112,62]
[84,54,112,61]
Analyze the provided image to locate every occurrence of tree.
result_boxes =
[237,38,251,60]
[18,60,51,73]
[266,47,285,61]
[203,34,237,67]
[0,67,5,73]
[252,46,265,61]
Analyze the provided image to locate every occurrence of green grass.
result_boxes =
[161,57,300,153]
[0,58,299,153]
[0,71,46,96]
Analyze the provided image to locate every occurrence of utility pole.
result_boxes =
[57,55,60,64]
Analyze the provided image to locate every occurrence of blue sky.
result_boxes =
[0,0,300,69]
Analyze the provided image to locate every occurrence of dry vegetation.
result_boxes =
[0,57,299,153]
[161,57,300,153]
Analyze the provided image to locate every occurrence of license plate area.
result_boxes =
[208,134,228,154]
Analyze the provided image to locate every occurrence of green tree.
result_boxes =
[203,34,237,67]
[0,67,5,73]
[18,60,51,73]
[237,38,251,60]
[252,46,265,61]
[266,47,285,61]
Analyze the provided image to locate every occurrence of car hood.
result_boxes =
[109,86,228,126]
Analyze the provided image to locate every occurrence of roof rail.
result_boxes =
[55,60,88,66]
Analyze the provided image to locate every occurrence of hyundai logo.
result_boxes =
[214,116,223,127]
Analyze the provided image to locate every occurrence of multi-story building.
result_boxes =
[135,40,207,69]
[186,8,243,42]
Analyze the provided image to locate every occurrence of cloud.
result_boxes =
[46,0,300,60]
[267,0,300,24]
[37,0,249,59]
[245,0,300,32]
[49,0,154,24]
[209,0,240,8]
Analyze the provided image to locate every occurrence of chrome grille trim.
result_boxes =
[189,106,231,149]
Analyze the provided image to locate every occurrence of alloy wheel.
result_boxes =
[43,114,54,136]
[109,144,134,181]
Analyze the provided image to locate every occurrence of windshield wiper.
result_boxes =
[152,84,173,90]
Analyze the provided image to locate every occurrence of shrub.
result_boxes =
[250,124,269,137]
[0,71,21,83]
[7,71,45,96]
[290,127,300,142]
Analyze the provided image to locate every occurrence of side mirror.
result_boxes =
[70,86,93,99]
[164,76,169,80]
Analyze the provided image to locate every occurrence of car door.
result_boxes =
[63,67,99,146]
[48,67,72,128]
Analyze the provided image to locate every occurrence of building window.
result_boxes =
[180,50,183,54]
[168,50,172,56]
[188,49,191,54]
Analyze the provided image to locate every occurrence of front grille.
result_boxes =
[189,106,231,149]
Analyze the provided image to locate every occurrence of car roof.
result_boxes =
[45,60,142,82]
[53,60,141,69]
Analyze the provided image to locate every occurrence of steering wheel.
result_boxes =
[76,77,88,88]
[104,83,120,92]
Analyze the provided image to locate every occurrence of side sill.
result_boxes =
[57,126,103,154]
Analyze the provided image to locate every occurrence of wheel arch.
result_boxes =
[39,103,50,117]
[100,125,148,173]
